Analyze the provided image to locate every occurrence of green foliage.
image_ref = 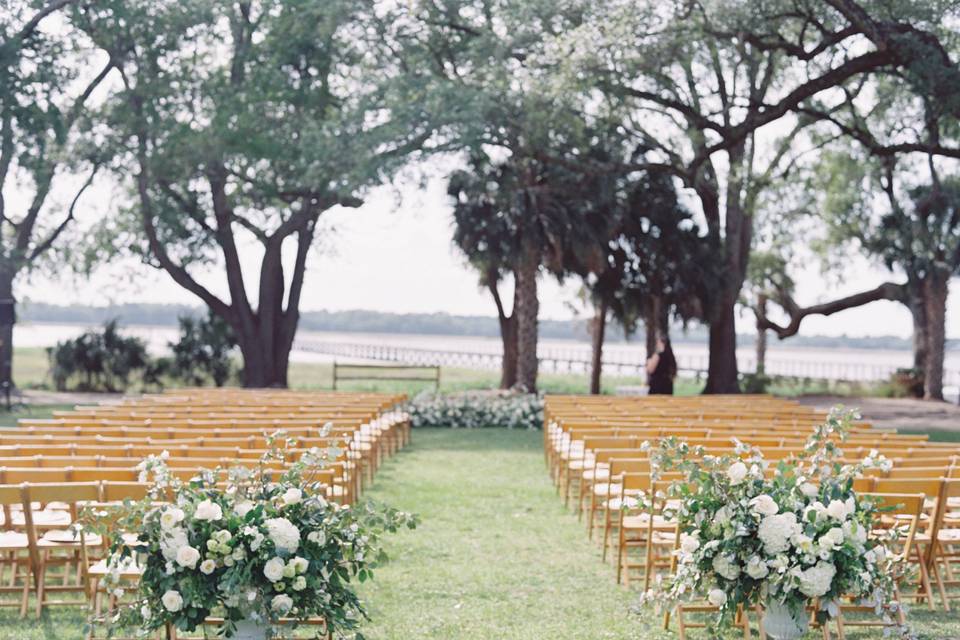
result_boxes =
[169,312,238,387]
[739,372,772,394]
[45,320,150,392]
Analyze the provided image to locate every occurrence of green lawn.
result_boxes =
[0,429,955,638]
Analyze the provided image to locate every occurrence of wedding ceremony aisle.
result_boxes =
[355,428,647,640]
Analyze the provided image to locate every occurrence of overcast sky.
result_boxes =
[13,157,957,341]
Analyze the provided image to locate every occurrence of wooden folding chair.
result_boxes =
[20,482,102,617]
[832,493,925,638]
[927,478,960,611]
[0,484,31,617]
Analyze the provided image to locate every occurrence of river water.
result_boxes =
[16,321,959,388]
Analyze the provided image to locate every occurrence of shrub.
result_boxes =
[169,311,238,386]
[46,319,150,391]
[407,391,543,429]
[888,367,924,398]
[739,372,771,394]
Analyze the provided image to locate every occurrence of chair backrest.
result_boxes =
[99,481,152,502]
[861,492,925,563]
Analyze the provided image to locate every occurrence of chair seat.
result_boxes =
[622,514,672,529]
[0,531,28,549]
[938,528,960,542]
[582,467,610,481]
[3,510,71,528]
[39,529,103,547]
[89,558,143,579]
[593,483,622,496]
[603,497,640,510]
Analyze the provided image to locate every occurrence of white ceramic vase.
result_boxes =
[231,620,271,640]
[762,599,808,640]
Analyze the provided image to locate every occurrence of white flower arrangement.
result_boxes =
[84,432,417,638]
[640,408,911,637]
[406,391,543,430]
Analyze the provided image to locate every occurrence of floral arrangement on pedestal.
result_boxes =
[85,432,417,639]
[639,408,913,639]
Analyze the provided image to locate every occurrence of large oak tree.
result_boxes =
[78,0,434,386]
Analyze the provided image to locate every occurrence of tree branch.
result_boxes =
[756,281,908,339]
[27,163,99,262]
[15,0,77,41]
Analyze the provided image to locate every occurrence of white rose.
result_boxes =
[799,482,818,498]
[307,530,326,546]
[265,517,300,554]
[727,462,748,485]
[263,557,286,582]
[826,499,849,521]
[175,546,200,570]
[282,562,296,579]
[235,501,255,518]
[872,545,886,562]
[161,590,183,612]
[820,527,845,549]
[243,525,265,551]
[842,520,867,545]
[798,561,837,598]
[270,594,293,614]
[281,488,302,506]
[791,533,814,554]
[160,528,189,562]
[804,501,827,523]
[680,534,700,554]
[194,500,223,522]
[140,604,151,620]
[200,559,217,575]
[707,588,727,607]
[745,555,769,580]
[291,557,309,574]
[715,506,731,526]
[213,530,232,544]
[160,507,185,530]
[292,576,307,591]
[749,494,779,516]
[712,554,741,581]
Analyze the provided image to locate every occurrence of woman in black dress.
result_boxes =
[646,334,677,395]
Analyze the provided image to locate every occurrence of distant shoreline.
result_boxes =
[14,302,957,352]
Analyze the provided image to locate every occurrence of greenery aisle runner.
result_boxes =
[357,429,644,640]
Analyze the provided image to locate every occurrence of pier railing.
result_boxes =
[294,338,960,389]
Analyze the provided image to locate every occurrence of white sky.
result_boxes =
[13,157,958,340]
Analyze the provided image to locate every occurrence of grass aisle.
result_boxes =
[356,428,645,640]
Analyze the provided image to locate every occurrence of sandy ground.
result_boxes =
[798,395,960,432]
[18,389,125,406]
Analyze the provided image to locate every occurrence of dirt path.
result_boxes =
[797,395,960,432]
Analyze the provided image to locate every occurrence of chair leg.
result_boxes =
[930,554,949,611]
[915,545,935,610]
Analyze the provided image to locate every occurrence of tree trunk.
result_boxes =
[906,276,929,373]
[589,298,607,395]
[704,295,740,393]
[236,329,288,388]
[513,246,539,393]
[0,269,14,393]
[922,269,949,401]
[756,294,767,375]
[488,279,518,389]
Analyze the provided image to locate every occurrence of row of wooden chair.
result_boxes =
[0,389,411,638]
[542,394,960,639]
